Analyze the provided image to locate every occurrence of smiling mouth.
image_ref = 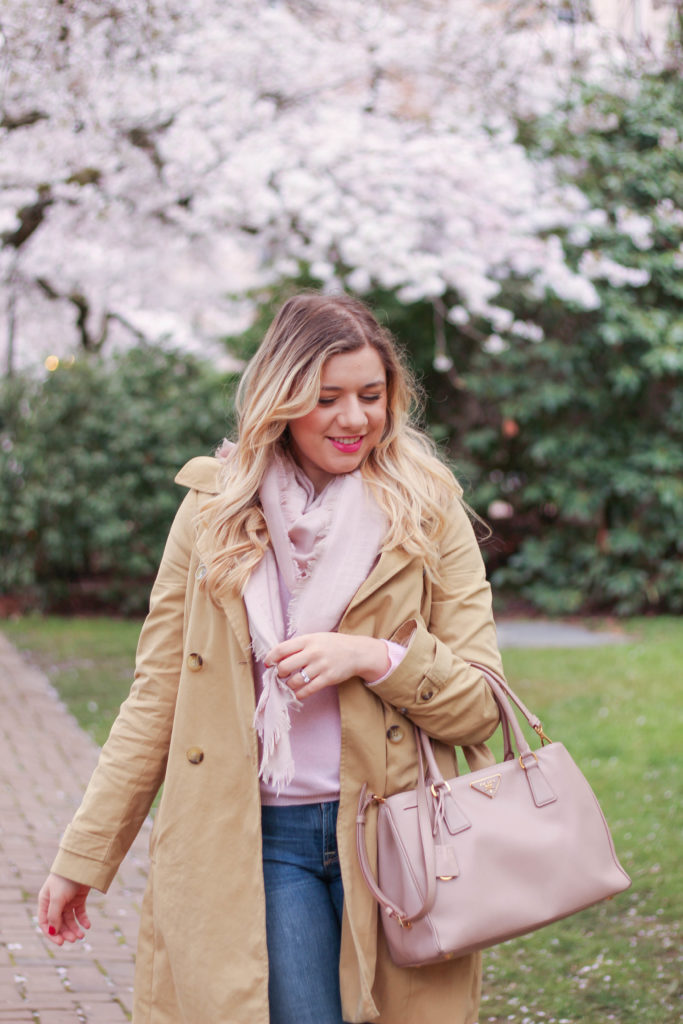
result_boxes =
[329,435,364,452]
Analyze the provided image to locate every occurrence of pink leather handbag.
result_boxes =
[357,663,631,967]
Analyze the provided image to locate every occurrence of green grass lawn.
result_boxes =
[2,614,681,1023]
[481,618,682,1024]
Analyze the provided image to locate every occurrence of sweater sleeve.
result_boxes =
[365,639,408,686]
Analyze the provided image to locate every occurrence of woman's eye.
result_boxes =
[318,393,382,406]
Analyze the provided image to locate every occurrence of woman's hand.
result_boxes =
[266,632,389,698]
[38,873,92,945]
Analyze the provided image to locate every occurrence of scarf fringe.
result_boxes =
[253,666,302,792]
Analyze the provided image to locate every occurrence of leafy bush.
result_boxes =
[0,347,235,613]
[362,73,683,615]
[468,72,683,614]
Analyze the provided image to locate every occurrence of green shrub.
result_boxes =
[360,72,683,615]
[470,73,683,614]
[0,346,235,612]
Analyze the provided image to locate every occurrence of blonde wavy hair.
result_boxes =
[200,292,465,599]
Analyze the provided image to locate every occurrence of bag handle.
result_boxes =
[356,664,554,928]
[416,663,544,792]
[470,661,551,744]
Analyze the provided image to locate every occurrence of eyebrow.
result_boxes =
[320,380,386,392]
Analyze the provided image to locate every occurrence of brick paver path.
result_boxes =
[0,633,150,1023]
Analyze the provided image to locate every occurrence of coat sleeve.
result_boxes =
[366,499,502,748]
[50,489,196,892]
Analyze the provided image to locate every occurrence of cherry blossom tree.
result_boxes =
[0,0,635,372]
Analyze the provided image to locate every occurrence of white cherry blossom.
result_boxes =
[0,0,664,371]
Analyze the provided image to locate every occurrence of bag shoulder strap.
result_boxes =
[356,727,438,930]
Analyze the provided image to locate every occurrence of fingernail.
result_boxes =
[48,926,56,936]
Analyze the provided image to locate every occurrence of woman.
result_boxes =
[38,292,504,1024]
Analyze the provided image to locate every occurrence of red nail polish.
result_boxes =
[48,926,56,935]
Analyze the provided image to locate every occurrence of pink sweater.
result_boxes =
[256,572,406,805]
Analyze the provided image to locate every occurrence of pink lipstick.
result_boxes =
[329,436,363,453]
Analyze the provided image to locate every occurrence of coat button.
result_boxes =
[386,725,404,743]
[186,747,204,764]
[187,652,204,672]
[420,688,435,702]
[195,562,208,581]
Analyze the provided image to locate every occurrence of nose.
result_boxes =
[336,396,367,431]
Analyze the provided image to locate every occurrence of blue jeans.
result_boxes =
[261,801,348,1024]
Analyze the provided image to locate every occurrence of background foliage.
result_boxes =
[0,347,234,612]
[369,71,683,615]
[1,71,681,616]
[470,72,683,614]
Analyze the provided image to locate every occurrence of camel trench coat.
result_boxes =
[51,456,504,1024]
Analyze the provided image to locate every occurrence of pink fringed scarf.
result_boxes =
[243,449,387,793]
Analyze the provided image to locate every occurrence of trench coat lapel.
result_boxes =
[342,545,414,622]
[194,514,253,655]
[211,548,411,658]
[220,592,252,655]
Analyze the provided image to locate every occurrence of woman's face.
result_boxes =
[288,345,388,493]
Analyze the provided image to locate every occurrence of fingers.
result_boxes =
[267,634,354,698]
[290,667,324,699]
[74,900,92,932]
[275,652,309,680]
[265,637,305,671]
[56,898,89,943]
[266,639,306,680]
[37,875,91,945]
[58,913,87,943]
[266,633,389,690]
[273,658,323,697]
[37,879,61,944]
[264,640,319,697]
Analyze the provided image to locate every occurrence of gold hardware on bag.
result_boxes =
[470,773,502,798]
[430,781,452,798]
[438,875,455,881]
[519,752,539,770]
[534,722,552,744]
